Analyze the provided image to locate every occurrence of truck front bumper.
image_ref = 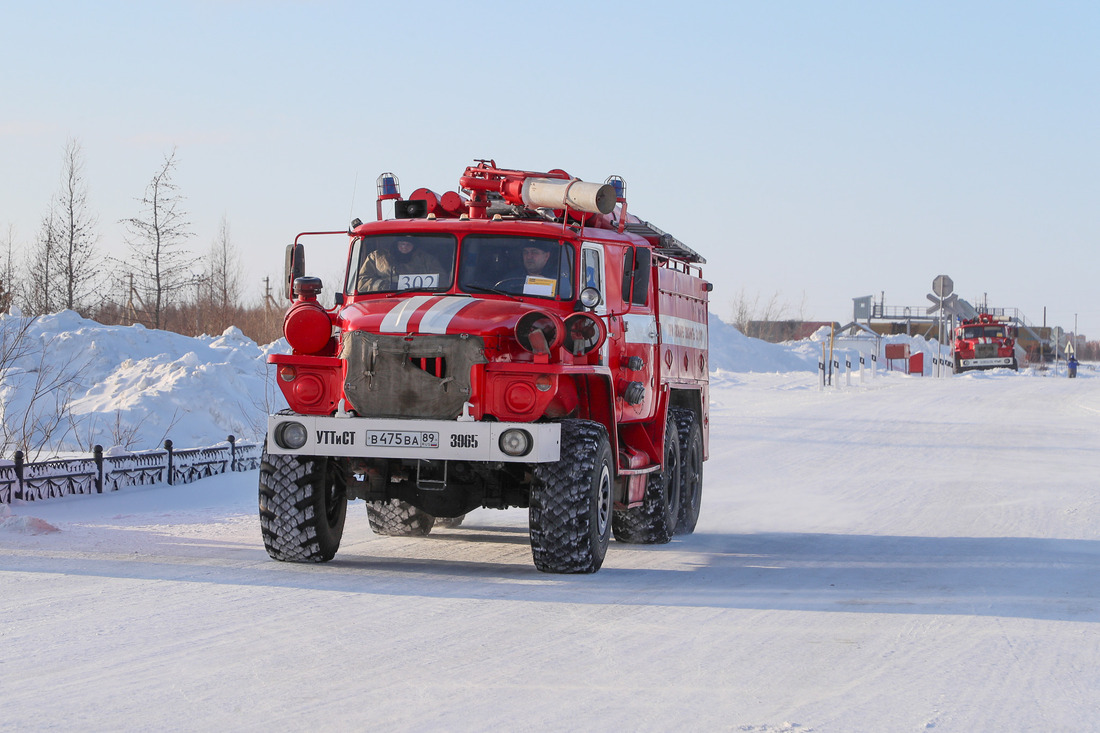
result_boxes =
[959,356,1015,369]
[266,414,561,463]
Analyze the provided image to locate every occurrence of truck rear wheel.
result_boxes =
[529,419,613,574]
[613,410,681,544]
[366,499,436,536]
[259,450,347,562]
[671,408,703,535]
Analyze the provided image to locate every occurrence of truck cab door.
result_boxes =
[581,242,609,364]
[618,245,658,421]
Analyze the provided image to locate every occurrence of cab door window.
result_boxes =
[582,245,603,294]
[621,246,651,306]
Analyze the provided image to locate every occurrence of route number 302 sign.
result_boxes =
[397,273,439,289]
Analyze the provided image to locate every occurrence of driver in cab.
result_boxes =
[357,238,441,292]
[498,242,562,297]
[522,243,553,277]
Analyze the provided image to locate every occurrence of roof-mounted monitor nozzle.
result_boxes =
[520,177,616,215]
[458,162,617,219]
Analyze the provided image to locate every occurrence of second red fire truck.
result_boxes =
[953,313,1019,373]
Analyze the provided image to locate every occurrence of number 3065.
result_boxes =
[450,434,478,448]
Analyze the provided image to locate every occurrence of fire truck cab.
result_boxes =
[259,161,711,574]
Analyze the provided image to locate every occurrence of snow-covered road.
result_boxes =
[3,371,1098,731]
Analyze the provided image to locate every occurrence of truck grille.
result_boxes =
[341,332,486,419]
[975,343,996,358]
[411,356,446,378]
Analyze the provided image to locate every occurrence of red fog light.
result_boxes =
[505,381,537,412]
[292,374,324,405]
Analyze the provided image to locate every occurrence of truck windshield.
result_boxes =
[962,326,1007,339]
[457,235,574,300]
[351,234,456,294]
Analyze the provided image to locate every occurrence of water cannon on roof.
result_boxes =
[458,160,616,219]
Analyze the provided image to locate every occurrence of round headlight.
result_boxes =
[499,428,532,457]
[275,421,308,449]
[563,313,606,356]
[515,311,564,354]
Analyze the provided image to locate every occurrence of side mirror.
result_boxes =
[285,244,305,300]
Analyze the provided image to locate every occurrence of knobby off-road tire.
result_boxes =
[259,450,347,562]
[671,408,703,535]
[529,419,614,574]
[366,498,436,536]
[612,410,681,544]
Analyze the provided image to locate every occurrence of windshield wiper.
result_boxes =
[463,283,521,301]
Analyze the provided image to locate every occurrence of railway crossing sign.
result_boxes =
[926,291,959,316]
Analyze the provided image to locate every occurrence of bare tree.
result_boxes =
[730,288,808,342]
[54,139,100,313]
[0,225,16,314]
[24,209,60,316]
[122,148,194,329]
[21,140,101,317]
[202,214,242,318]
[192,214,244,335]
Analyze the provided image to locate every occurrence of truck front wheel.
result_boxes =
[259,450,347,562]
[613,410,681,544]
[529,420,613,573]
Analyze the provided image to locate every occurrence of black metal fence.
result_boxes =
[0,436,261,504]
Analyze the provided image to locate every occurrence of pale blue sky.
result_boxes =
[3,1,1098,336]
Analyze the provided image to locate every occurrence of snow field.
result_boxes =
[2,353,1098,730]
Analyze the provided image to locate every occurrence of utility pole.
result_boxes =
[264,276,277,312]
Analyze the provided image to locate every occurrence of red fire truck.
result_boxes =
[260,161,711,573]
[953,313,1019,373]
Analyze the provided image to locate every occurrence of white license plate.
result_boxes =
[366,430,440,448]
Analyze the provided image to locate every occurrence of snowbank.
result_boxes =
[707,313,955,377]
[707,313,820,373]
[0,311,289,456]
[1,310,1081,459]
